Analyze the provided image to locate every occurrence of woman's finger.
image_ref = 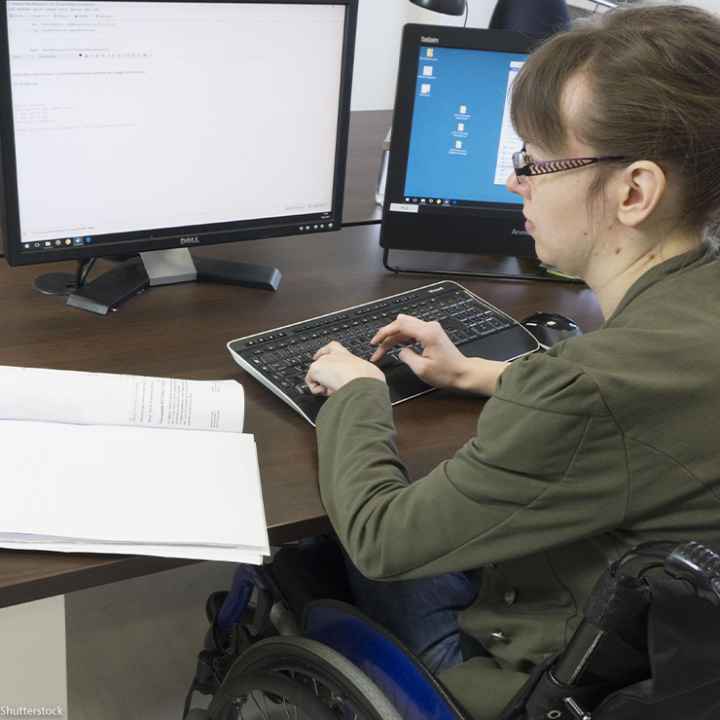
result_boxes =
[313,340,347,361]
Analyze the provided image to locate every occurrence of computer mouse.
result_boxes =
[521,312,583,348]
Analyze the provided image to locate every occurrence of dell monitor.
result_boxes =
[381,24,541,279]
[0,0,357,313]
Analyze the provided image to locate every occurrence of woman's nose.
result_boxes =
[506,171,523,195]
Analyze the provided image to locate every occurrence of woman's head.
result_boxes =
[507,4,720,277]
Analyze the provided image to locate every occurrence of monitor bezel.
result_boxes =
[0,0,358,267]
[381,24,534,257]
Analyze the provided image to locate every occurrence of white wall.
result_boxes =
[350,0,497,111]
[688,0,720,11]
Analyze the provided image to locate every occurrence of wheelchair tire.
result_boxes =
[208,635,403,720]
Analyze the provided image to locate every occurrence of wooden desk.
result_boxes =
[0,223,604,606]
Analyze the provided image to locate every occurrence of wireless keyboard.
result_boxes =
[227,281,540,425]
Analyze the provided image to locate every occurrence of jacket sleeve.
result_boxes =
[315,353,628,581]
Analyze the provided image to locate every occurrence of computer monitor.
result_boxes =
[0,0,357,314]
[381,24,538,279]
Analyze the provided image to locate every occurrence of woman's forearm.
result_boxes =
[455,358,510,396]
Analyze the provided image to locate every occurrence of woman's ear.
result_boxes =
[615,161,667,228]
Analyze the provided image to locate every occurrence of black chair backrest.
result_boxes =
[489,0,570,40]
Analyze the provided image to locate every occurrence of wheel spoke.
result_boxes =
[251,691,271,720]
[261,691,271,718]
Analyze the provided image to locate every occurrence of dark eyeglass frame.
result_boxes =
[512,147,629,179]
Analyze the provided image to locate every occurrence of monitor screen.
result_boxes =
[381,25,533,258]
[404,47,525,207]
[1,0,356,265]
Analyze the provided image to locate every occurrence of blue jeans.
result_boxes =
[345,560,479,674]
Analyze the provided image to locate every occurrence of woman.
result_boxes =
[306,5,720,719]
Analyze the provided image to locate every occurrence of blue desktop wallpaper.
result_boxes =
[404,47,526,206]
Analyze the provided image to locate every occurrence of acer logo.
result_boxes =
[421,36,440,44]
[180,236,200,245]
[511,228,531,237]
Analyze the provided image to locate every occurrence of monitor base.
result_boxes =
[382,248,583,283]
[32,272,79,296]
[63,249,282,315]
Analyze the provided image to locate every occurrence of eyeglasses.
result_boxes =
[512,147,628,183]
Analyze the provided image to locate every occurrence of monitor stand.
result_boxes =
[34,249,281,316]
[382,248,582,283]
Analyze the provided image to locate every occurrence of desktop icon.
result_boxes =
[426,48,434,58]
[24,243,31,249]
[422,66,433,77]
[459,105,468,115]
[64,239,72,246]
[457,122,465,132]
[73,237,84,246]
[455,140,463,150]
[55,240,62,247]
[420,83,431,96]
[84,236,92,244]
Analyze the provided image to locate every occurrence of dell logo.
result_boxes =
[180,236,200,245]
[421,36,440,44]
[511,228,531,237]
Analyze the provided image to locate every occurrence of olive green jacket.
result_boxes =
[316,243,720,720]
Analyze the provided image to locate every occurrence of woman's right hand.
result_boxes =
[370,314,470,390]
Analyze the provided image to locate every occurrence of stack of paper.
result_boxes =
[0,367,269,564]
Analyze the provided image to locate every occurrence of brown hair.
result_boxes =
[510,4,720,233]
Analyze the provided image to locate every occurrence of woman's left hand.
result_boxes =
[305,341,386,397]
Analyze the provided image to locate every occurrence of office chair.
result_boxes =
[489,0,570,39]
[184,540,720,720]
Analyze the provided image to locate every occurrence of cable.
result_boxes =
[463,1,469,28]
[75,257,97,289]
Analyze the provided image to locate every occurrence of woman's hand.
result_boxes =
[306,341,386,397]
[370,314,510,395]
[370,314,470,390]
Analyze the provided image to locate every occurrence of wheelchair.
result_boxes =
[183,540,720,720]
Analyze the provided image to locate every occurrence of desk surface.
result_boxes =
[0,224,604,606]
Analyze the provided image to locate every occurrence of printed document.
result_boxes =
[0,367,268,563]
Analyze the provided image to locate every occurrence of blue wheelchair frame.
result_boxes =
[304,600,468,720]
[207,564,468,720]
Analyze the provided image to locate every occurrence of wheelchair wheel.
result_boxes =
[207,636,402,720]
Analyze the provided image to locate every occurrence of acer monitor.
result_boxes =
[0,0,357,313]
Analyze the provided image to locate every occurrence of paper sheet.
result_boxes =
[0,420,269,553]
[0,366,245,432]
[0,539,264,564]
